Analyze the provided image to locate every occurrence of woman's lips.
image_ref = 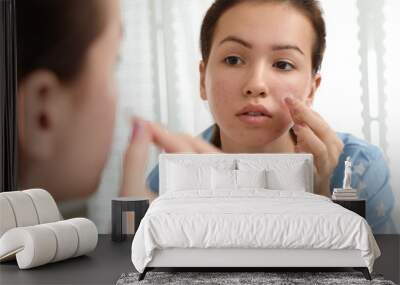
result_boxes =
[236,104,272,126]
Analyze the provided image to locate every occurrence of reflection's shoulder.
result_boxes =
[199,124,216,141]
[336,132,384,162]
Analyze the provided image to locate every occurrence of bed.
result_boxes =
[131,154,380,281]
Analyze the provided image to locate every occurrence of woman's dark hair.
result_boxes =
[16,0,106,83]
[200,0,326,74]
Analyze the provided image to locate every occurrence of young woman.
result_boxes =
[16,0,216,203]
[147,0,395,233]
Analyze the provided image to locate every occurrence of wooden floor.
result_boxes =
[373,235,400,284]
[0,235,398,284]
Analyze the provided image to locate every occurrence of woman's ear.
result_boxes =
[18,70,69,161]
[199,61,207,101]
[305,73,321,107]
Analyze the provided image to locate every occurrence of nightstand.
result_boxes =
[112,197,149,242]
[332,199,365,218]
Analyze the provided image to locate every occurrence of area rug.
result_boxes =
[116,271,396,285]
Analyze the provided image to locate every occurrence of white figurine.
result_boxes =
[342,156,352,189]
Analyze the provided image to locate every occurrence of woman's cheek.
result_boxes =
[209,95,230,127]
[87,74,117,168]
[270,88,297,128]
[207,77,235,116]
[273,85,310,129]
[280,110,294,128]
[103,82,117,151]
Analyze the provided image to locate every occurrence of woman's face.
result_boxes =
[200,2,321,149]
[18,0,122,200]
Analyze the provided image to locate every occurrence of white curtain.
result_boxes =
[315,0,363,138]
[89,0,400,234]
[384,0,400,234]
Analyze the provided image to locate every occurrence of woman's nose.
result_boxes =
[242,65,269,98]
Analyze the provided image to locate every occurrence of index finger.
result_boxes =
[284,96,333,142]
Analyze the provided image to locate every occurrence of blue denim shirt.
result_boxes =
[147,125,396,233]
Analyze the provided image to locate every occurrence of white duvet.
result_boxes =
[131,190,380,273]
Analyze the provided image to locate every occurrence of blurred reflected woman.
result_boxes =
[16,0,122,201]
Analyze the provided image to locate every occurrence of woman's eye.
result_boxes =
[273,61,295,71]
[224,56,243,66]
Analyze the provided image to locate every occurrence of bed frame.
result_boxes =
[139,248,371,280]
[138,154,372,281]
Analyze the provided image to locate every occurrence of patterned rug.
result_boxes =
[116,271,396,285]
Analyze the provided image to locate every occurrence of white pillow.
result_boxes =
[211,168,236,190]
[236,169,268,189]
[267,167,307,191]
[237,159,309,192]
[166,162,211,191]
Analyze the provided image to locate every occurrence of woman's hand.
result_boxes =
[120,118,220,198]
[284,96,344,197]
[147,121,220,154]
[120,118,153,198]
